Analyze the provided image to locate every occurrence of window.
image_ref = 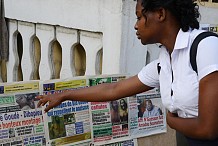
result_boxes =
[212,0,218,3]
[200,0,218,2]
[199,0,218,7]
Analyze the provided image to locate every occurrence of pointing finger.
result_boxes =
[44,105,52,113]
[37,99,43,108]
[36,95,44,100]
[41,100,48,106]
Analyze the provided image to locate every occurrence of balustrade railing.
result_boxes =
[6,20,103,82]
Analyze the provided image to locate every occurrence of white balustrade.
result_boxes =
[5,19,154,82]
[6,21,106,81]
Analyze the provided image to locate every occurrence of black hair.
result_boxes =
[120,99,128,109]
[138,0,200,32]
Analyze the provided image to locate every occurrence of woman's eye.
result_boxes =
[137,17,141,20]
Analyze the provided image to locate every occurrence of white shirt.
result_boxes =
[138,29,218,118]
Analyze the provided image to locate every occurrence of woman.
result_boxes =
[119,99,128,122]
[37,0,218,145]
[138,99,147,118]
[110,100,121,123]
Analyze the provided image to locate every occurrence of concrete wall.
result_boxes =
[199,4,218,24]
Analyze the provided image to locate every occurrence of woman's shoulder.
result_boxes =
[194,30,218,80]
[189,29,205,41]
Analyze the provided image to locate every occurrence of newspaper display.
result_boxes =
[89,75,130,145]
[0,75,168,145]
[200,23,218,34]
[41,78,92,146]
[0,81,45,146]
[129,88,166,138]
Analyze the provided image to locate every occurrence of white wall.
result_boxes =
[120,0,148,75]
[199,5,218,24]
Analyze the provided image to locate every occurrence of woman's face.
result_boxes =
[112,101,119,110]
[120,99,127,110]
[134,0,160,45]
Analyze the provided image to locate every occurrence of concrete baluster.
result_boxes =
[7,20,18,82]
[56,26,78,79]
[36,24,55,80]
[95,49,103,75]
[18,21,35,81]
[80,31,103,76]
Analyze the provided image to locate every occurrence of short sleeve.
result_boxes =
[197,36,218,80]
[138,59,160,87]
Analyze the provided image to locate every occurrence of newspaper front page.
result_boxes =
[129,88,166,138]
[41,77,91,146]
[200,24,218,34]
[0,81,45,146]
[89,75,130,145]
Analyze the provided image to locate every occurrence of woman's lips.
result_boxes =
[136,32,140,39]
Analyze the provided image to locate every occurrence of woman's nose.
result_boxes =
[134,23,138,30]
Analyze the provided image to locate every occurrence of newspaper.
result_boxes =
[91,138,138,146]
[0,137,23,146]
[129,88,166,138]
[200,24,218,34]
[41,77,91,146]
[0,81,45,146]
[66,138,138,146]
[89,75,130,145]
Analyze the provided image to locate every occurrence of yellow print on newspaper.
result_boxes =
[55,79,86,90]
[4,82,39,94]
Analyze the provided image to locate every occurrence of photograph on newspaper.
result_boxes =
[41,77,91,146]
[0,81,45,146]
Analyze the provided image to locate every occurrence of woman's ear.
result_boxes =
[156,7,166,22]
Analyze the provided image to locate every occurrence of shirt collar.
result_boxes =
[174,29,191,50]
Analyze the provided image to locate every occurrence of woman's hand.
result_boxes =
[36,93,65,112]
[166,111,178,127]
[167,111,178,118]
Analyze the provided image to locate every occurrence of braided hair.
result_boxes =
[137,0,200,32]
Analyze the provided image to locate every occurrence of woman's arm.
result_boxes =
[37,75,153,112]
[167,71,218,140]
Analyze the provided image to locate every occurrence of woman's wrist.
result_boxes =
[61,90,72,101]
